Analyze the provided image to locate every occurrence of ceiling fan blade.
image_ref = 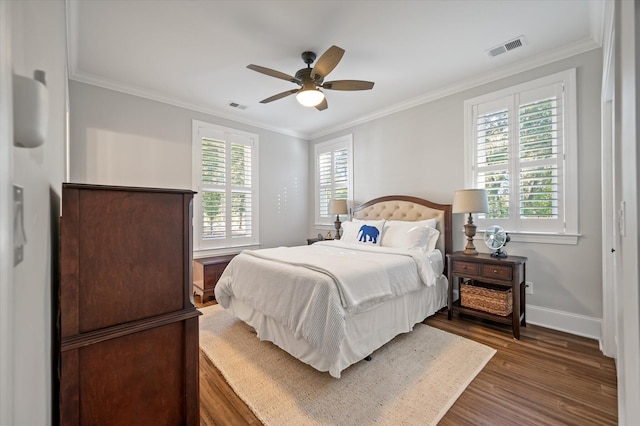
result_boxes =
[322,80,375,91]
[247,64,300,84]
[310,45,345,80]
[315,98,328,111]
[259,89,299,104]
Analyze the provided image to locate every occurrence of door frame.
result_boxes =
[0,1,14,423]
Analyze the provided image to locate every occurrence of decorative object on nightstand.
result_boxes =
[484,225,510,258]
[329,199,348,240]
[452,189,488,255]
[307,234,334,245]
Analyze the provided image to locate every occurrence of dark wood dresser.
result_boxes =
[58,183,201,425]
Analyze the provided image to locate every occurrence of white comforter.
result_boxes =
[214,241,444,371]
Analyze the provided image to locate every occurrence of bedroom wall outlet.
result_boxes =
[525,281,533,295]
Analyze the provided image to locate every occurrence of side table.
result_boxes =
[447,252,527,339]
[193,254,236,302]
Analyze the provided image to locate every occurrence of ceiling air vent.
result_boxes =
[487,36,526,58]
[227,101,247,110]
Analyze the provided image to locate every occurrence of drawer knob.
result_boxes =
[493,269,497,273]
[462,265,467,269]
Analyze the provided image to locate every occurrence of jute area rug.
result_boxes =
[199,304,496,426]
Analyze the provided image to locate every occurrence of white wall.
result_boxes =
[2,0,68,424]
[311,49,604,338]
[69,81,310,249]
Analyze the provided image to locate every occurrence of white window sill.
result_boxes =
[473,230,581,245]
[193,243,260,259]
[315,222,336,228]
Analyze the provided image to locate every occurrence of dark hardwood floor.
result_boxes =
[426,314,617,426]
[195,298,618,425]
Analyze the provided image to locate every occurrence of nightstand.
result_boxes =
[193,254,236,302]
[447,252,527,339]
[307,238,334,245]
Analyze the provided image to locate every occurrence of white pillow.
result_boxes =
[382,219,437,237]
[340,221,358,242]
[421,226,441,252]
[418,218,438,229]
[382,219,438,243]
[342,219,385,245]
[381,220,440,252]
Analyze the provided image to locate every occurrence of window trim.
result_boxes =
[192,120,259,253]
[463,69,579,243]
[314,134,354,226]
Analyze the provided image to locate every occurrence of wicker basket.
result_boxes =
[460,281,513,316]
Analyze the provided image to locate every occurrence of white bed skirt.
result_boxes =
[224,274,448,378]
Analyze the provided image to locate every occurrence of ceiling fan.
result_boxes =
[247,45,374,111]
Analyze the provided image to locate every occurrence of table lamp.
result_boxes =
[452,189,489,255]
[329,199,348,240]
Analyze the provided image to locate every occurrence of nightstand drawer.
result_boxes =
[481,264,512,281]
[452,260,479,276]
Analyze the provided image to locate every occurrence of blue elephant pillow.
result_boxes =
[341,219,385,246]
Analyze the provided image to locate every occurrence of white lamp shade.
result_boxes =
[328,199,348,215]
[452,189,489,214]
[296,88,325,107]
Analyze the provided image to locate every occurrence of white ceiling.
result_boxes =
[67,0,604,139]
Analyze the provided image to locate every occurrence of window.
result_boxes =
[464,69,578,240]
[314,135,353,225]
[192,120,259,251]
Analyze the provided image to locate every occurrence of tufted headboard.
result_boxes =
[352,195,452,257]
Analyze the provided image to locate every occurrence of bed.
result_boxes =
[213,195,452,378]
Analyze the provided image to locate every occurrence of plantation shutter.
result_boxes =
[318,151,333,218]
[229,134,253,239]
[318,147,349,217]
[201,134,226,240]
[471,81,565,233]
[517,83,564,232]
[194,121,258,250]
[474,97,511,223]
[314,135,353,225]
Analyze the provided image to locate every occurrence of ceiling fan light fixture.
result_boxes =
[248,45,373,110]
[296,87,325,107]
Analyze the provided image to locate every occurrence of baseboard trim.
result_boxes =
[448,295,603,345]
[526,304,602,342]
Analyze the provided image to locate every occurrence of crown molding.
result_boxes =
[67,0,601,144]
[65,0,306,139]
[69,33,599,143]
[68,71,308,139]
[309,37,601,140]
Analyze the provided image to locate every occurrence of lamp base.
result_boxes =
[462,215,478,256]
[334,216,342,240]
[462,247,478,256]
